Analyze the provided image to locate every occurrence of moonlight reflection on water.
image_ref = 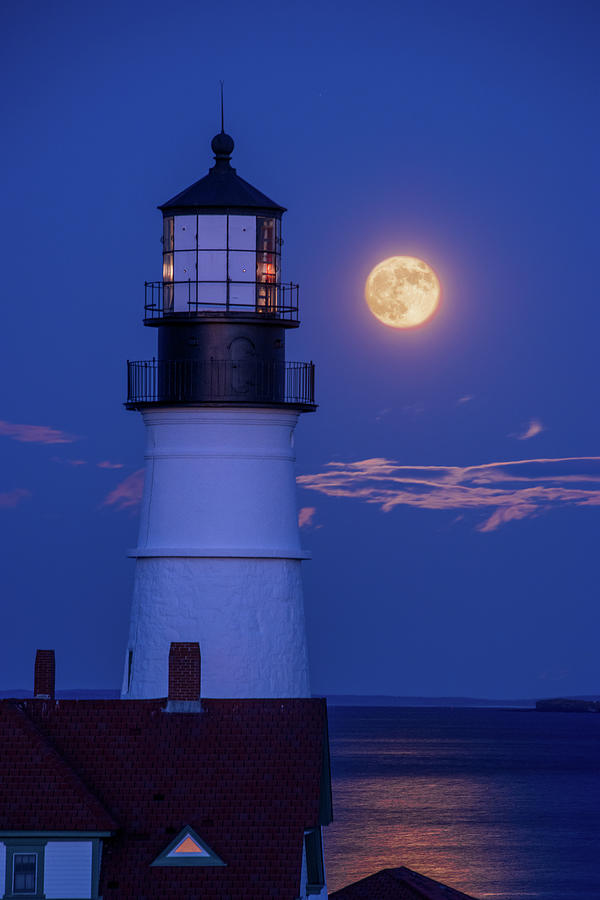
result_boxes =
[325,707,600,899]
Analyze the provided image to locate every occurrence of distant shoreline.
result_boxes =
[324,694,600,709]
[324,695,536,708]
[0,690,598,708]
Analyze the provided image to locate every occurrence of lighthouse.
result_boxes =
[121,126,316,700]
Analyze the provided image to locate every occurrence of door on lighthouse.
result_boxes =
[229,337,256,398]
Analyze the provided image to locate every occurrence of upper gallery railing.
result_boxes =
[143,281,300,322]
[126,359,316,409]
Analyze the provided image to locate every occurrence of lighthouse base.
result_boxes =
[121,556,311,699]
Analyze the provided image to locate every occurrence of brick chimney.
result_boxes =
[166,642,201,712]
[34,649,55,699]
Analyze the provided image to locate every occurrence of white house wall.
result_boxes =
[44,841,93,899]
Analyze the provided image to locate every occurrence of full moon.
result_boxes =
[365,256,440,328]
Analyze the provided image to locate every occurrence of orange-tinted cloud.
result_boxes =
[0,421,77,444]
[0,489,31,509]
[513,419,545,440]
[51,457,87,466]
[298,506,316,528]
[297,456,600,532]
[97,461,124,469]
[102,469,144,511]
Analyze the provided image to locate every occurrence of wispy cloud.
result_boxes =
[402,403,425,415]
[513,419,545,440]
[0,489,31,509]
[457,395,473,405]
[102,469,144,512]
[51,457,87,466]
[97,461,124,469]
[298,506,317,528]
[298,456,600,532]
[0,421,77,444]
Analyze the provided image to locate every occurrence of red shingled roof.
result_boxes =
[0,698,330,900]
[329,867,479,900]
[0,702,116,832]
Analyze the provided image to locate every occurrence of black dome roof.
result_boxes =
[159,132,285,215]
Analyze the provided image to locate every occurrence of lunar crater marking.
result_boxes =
[365,256,440,328]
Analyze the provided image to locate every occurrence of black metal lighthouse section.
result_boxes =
[126,132,315,411]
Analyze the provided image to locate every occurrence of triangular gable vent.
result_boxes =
[171,835,206,855]
[151,826,226,868]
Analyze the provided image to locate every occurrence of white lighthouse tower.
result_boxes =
[121,126,316,700]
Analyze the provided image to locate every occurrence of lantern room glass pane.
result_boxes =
[256,217,280,312]
[163,250,174,312]
[257,217,278,253]
[229,282,255,306]
[174,215,197,251]
[173,251,197,309]
[256,281,278,312]
[196,282,227,304]
[228,215,256,251]
[229,250,255,283]
[197,250,226,282]
[163,217,174,252]
[163,253,173,283]
[257,252,277,282]
[174,280,196,311]
[174,250,196,283]
[197,215,227,249]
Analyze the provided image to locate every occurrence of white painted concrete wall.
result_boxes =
[44,841,92,898]
[133,409,305,557]
[122,407,311,699]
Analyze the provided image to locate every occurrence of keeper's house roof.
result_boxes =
[0,697,331,899]
[329,866,480,900]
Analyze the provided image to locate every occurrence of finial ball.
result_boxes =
[211,132,234,157]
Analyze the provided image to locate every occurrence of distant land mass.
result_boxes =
[324,694,600,708]
[324,695,538,708]
[536,697,600,713]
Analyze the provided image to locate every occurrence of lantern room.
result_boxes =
[127,128,315,410]
[145,131,297,322]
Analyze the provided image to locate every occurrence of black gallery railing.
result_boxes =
[126,359,316,407]
[144,281,300,321]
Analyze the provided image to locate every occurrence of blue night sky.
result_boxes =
[1,0,599,697]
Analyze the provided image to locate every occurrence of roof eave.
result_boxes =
[157,202,286,215]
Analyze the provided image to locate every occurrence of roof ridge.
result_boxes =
[388,866,478,898]
[7,701,118,831]
[330,866,479,899]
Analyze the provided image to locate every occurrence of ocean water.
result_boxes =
[325,707,600,899]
